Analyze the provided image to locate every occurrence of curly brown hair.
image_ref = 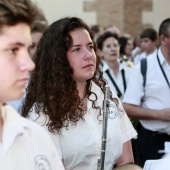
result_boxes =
[21,17,118,133]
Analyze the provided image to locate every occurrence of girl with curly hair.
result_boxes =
[21,17,137,170]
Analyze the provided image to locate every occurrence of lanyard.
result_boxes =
[105,69,126,98]
[157,51,170,89]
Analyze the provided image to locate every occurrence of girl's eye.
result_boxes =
[113,44,119,48]
[89,45,94,50]
[72,48,80,52]
[106,44,111,48]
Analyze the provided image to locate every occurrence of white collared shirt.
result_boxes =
[29,81,137,170]
[123,47,170,133]
[144,153,170,170]
[134,51,147,65]
[102,61,133,100]
[0,105,64,170]
[8,98,23,113]
[134,50,157,65]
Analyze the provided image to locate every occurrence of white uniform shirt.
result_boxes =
[8,98,23,113]
[102,61,133,100]
[131,46,140,58]
[134,50,157,65]
[29,81,137,170]
[123,48,170,133]
[134,51,147,65]
[144,153,170,170]
[0,105,64,170]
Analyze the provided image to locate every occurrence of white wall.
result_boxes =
[142,0,170,30]
[32,0,170,32]
[32,0,96,26]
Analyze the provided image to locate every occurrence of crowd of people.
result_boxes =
[0,0,170,170]
[93,20,170,170]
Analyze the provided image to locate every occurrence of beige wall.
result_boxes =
[32,0,96,26]
[32,0,170,36]
[143,0,170,31]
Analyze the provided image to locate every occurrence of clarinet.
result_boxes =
[97,84,110,170]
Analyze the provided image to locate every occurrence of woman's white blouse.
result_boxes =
[29,81,137,170]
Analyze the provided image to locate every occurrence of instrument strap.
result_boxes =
[121,69,127,91]
[157,52,170,89]
[105,69,126,98]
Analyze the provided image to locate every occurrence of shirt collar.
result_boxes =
[2,105,31,138]
[119,62,125,71]
[1,105,31,154]
[102,60,123,72]
[102,61,109,72]
[158,47,168,65]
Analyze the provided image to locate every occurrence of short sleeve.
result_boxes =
[28,107,63,159]
[112,91,137,142]
[122,63,144,106]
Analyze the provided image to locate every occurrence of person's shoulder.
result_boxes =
[6,104,49,135]
[4,105,54,149]
[121,64,133,79]
[102,61,109,72]
[122,64,133,71]
[21,116,55,145]
[20,115,48,134]
[145,50,157,69]
[133,61,141,71]
[147,49,157,61]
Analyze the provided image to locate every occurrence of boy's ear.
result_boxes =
[159,34,167,45]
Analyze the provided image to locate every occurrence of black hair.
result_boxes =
[159,18,170,37]
[140,28,158,41]
[96,31,118,50]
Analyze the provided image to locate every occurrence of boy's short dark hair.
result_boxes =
[31,7,48,33]
[0,0,38,32]
[159,18,170,37]
[140,28,158,42]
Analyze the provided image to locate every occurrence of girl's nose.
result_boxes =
[84,48,93,59]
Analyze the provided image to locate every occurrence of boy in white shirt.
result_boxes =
[134,28,158,65]
[0,0,64,169]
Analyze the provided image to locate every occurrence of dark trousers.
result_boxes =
[132,122,170,167]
